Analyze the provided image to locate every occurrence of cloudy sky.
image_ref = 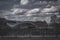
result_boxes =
[0,0,60,14]
[0,0,60,23]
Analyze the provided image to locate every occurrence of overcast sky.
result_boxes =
[0,0,60,23]
[0,0,60,13]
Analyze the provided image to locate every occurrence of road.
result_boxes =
[0,37,60,40]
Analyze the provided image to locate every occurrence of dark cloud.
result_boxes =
[0,0,20,10]
[0,0,59,10]
[0,0,60,23]
[0,0,60,14]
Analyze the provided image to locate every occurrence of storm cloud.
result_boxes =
[0,0,60,23]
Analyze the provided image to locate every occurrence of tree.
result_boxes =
[35,21,48,27]
[51,15,60,32]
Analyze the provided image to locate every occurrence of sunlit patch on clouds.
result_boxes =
[24,8,40,16]
[11,7,29,15]
[41,6,57,13]
[20,0,29,5]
